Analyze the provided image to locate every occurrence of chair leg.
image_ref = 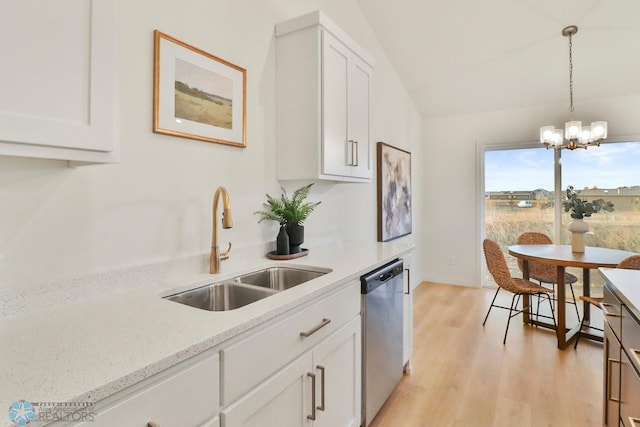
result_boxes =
[483,287,501,326]
[503,293,519,344]
[574,313,586,349]
[544,293,557,329]
[569,284,581,322]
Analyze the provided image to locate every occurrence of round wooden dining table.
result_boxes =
[508,244,637,349]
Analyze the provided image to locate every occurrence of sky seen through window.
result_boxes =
[485,141,640,192]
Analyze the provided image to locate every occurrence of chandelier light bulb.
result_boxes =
[540,126,554,143]
[592,121,607,139]
[565,121,581,139]
[580,126,592,143]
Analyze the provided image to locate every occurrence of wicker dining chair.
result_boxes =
[483,239,556,344]
[574,254,640,348]
[517,232,581,320]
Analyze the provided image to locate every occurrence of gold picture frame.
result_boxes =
[377,142,412,242]
[153,30,246,147]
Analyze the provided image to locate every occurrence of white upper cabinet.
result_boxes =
[276,11,374,182]
[0,0,118,163]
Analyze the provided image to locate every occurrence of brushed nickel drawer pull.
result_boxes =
[601,303,621,318]
[607,357,621,403]
[629,417,640,427]
[353,140,359,166]
[307,372,317,420]
[147,423,159,427]
[347,140,354,166]
[300,318,331,338]
[317,365,326,411]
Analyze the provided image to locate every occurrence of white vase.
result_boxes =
[568,218,589,253]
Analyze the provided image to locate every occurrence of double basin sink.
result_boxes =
[164,266,330,312]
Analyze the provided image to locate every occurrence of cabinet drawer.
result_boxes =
[621,349,640,426]
[74,352,220,427]
[222,281,360,404]
[603,284,623,340]
[623,305,640,373]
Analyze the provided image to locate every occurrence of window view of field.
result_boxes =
[174,58,232,129]
[484,142,640,299]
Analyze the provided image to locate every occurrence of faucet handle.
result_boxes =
[220,242,232,260]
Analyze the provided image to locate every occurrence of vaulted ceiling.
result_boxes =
[357,0,640,118]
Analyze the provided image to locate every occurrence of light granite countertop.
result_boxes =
[0,240,414,426]
[600,267,640,319]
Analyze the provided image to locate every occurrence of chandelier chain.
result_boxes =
[568,33,574,114]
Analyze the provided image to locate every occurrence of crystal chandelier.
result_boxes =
[540,26,607,150]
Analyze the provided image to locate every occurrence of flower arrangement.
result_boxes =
[563,185,614,219]
[254,183,321,226]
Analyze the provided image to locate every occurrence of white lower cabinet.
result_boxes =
[222,318,361,427]
[66,281,362,427]
[312,318,361,427]
[402,255,413,372]
[71,351,220,427]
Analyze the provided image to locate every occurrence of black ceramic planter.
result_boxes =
[276,225,290,255]
[286,224,304,254]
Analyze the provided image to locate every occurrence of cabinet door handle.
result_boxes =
[607,357,621,403]
[317,365,326,412]
[629,417,640,427]
[300,318,331,338]
[404,268,411,295]
[307,372,317,420]
[147,423,159,427]
[347,140,354,166]
[353,140,359,166]
[631,349,640,366]
[601,303,621,318]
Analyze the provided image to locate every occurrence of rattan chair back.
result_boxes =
[516,232,555,278]
[483,239,520,294]
[618,255,640,270]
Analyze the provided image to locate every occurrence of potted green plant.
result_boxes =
[563,185,614,252]
[563,185,614,219]
[255,183,321,254]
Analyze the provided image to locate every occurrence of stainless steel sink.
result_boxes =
[165,282,277,311]
[233,266,328,291]
[164,266,330,311]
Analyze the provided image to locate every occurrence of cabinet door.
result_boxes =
[402,265,413,371]
[348,57,372,179]
[312,317,361,427]
[321,32,351,178]
[222,353,313,427]
[620,350,640,427]
[0,0,117,163]
[71,352,220,427]
[604,324,622,426]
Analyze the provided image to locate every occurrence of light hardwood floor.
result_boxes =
[369,282,603,427]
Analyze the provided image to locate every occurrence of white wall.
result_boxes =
[422,94,640,287]
[0,0,423,288]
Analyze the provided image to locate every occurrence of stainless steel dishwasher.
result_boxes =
[361,258,404,427]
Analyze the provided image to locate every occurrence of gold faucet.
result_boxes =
[210,186,233,274]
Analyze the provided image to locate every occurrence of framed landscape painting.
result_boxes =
[377,142,412,242]
[153,30,246,147]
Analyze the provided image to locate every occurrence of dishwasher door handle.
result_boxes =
[378,272,395,283]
